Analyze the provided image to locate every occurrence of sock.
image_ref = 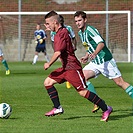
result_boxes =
[84,91,108,112]
[45,55,49,62]
[2,59,9,70]
[33,55,38,64]
[46,85,60,108]
[86,81,97,94]
[66,81,71,89]
[125,85,133,98]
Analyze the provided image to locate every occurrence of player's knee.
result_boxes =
[78,90,88,97]
[114,77,124,87]
[44,80,48,87]
[44,78,51,87]
[0,56,3,61]
[44,77,56,88]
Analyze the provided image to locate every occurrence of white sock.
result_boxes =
[33,55,38,64]
[45,55,49,62]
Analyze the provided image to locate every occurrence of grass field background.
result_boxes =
[0,61,133,133]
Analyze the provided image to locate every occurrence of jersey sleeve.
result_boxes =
[34,31,37,38]
[66,25,75,39]
[87,26,104,44]
[40,29,47,38]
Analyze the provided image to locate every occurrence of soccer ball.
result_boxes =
[0,103,12,119]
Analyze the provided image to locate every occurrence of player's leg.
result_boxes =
[85,72,96,94]
[83,65,100,112]
[32,46,40,64]
[32,51,38,64]
[86,81,100,113]
[81,90,112,122]
[44,68,65,116]
[69,69,112,122]
[113,77,133,98]
[102,58,133,98]
[42,47,49,63]
[44,77,64,116]
[43,51,49,63]
[2,59,10,75]
[83,64,98,92]
[0,54,10,75]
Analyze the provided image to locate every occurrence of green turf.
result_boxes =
[0,61,133,133]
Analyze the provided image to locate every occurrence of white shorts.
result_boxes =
[0,48,3,56]
[83,58,121,79]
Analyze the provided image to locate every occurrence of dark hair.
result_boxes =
[74,11,87,19]
[45,10,58,19]
[59,15,64,25]
[59,15,64,27]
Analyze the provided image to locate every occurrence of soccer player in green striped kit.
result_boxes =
[0,48,10,75]
[74,11,133,111]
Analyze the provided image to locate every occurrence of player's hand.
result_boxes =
[35,40,38,44]
[44,63,50,70]
[80,56,88,64]
[89,53,96,60]
[39,39,43,44]
[44,24,51,31]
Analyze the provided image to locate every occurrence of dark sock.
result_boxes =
[46,85,60,108]
[84,91,108,112]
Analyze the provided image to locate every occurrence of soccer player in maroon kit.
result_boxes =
[43,11,112,122]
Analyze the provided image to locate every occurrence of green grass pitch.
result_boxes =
[0,61,133,133]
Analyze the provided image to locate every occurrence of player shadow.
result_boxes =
[0,117,19,120]
[8,117,19,120]
[108,113,133,121]
[94,86,116,89]
[110,109,133,121]
[62,109,133,121]
[63,115,96,120]
[10,72,36,75]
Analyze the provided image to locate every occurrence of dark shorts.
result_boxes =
[36,45,46,53]
[49,68,87,91]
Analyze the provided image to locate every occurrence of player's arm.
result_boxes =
[43,31,47,40]
[94,42,104,55]
[44,51,61,70]
[80,52,89,64]
[41,36,47,42]
[43,36,47,39]
[89,42,104,60]
[34,33,38,44]
[88,28,105,59]
[39,30,47,44]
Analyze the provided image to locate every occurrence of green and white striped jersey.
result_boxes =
[78,25,113,64]
[50,25,75,42]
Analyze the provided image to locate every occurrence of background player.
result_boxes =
[43,10,112,122]
[0,48,10,75]
[74,11,133,108]
[32,23,49,64]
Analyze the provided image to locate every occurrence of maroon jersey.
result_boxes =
[54,27,81,70]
